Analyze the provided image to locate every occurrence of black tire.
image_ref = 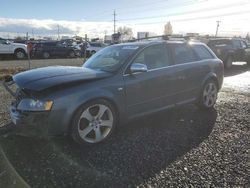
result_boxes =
[42,51,50,59]
[14,49,26,59]
[71,99,118,146]
[224,56,233,69]
[68,50,75,58]
[247,60,250,66]
[197,80,218,110]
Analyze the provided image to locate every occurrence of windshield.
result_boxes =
[83,45,139,72]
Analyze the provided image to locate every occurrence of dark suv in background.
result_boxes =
[4,39,223,145]
[207,38,250,68]
[32,41,80,59]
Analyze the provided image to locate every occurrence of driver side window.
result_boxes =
[0,39,6,44]
[132,44,170,70]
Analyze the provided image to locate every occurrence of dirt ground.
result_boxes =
[0,61,249,188]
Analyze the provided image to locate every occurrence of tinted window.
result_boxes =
[172,44,198,64]
[132,44,170,70]
[44,42,56,47]
[0,38,6,44]
[232,40,241,48]
[90,43,102,47]
[192,45,214,60]
[240,41,247,48]
[208,39,231,46]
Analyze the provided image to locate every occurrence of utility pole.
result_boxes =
[32,29,34,39]
[113,10,116,34]
[57,25,60,40]
[215,21,221,37]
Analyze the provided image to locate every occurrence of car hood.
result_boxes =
[12,42,27,48]
[13,66,112,91]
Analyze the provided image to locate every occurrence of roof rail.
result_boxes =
[130,35,190,42]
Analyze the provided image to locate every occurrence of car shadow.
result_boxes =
[0,105,217,188]
[224,63,250,77]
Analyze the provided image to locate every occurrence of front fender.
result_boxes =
[47,86,126,135]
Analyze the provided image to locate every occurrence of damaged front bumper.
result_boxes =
[2,76,50,137]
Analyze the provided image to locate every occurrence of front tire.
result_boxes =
[15,49,26,59]
[71,99,117,145]
[198,80,218,109]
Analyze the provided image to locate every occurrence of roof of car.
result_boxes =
[115,40,203,48]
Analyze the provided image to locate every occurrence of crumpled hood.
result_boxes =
[13,66,112,91]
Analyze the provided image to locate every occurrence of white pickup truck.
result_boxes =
[0,38,27,59]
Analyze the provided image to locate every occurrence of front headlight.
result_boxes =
[17,99,53,112]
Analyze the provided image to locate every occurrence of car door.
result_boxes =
[169,43,204,104]
[54,42,67,57]
[0,38,10,53]
[124,44,176,118]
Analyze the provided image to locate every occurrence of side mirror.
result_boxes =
[130,63,148,74]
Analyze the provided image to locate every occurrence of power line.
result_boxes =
[113,10,117,34]
[118,1,250,22]
[84,0,207,21]
[131,10,250,25]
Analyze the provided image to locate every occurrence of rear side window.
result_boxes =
[172,44,198,64]
[192,45,214,60]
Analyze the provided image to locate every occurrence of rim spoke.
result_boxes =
[100,120,113,127]
[97,105,108,119]
[79,125,93,138]
[78,103,114,143]
[94,127,102,141]
[80,109,93,121]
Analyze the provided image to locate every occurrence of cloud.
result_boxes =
[0,17,116,39]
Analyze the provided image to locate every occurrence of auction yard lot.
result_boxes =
[0,59,249,188]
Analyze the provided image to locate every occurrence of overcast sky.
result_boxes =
[0,0,250,39]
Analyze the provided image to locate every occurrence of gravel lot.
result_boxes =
[0,61,249,188]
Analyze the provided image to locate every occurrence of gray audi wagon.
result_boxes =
[4,40,224,145]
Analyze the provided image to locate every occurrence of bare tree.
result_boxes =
[164,22,173,35]
[246,33,250,42]
[117,26,133,39]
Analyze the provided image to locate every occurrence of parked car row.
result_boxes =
[31,41,81,59]
[0,37,27,59]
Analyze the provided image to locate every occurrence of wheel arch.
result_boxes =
[66,95,120,135]
[201,72,219,90]
[14,48,26,54]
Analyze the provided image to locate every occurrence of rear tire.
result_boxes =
[247,60,250,66]
[71,99,117,146]
[68,51,75,58]
[197,80,218,110]
[224,56,233,69]
[42,52,50,59]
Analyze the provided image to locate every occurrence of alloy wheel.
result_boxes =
[77,104,114,143]
[203,82,218,108]
[16,51,25,59]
